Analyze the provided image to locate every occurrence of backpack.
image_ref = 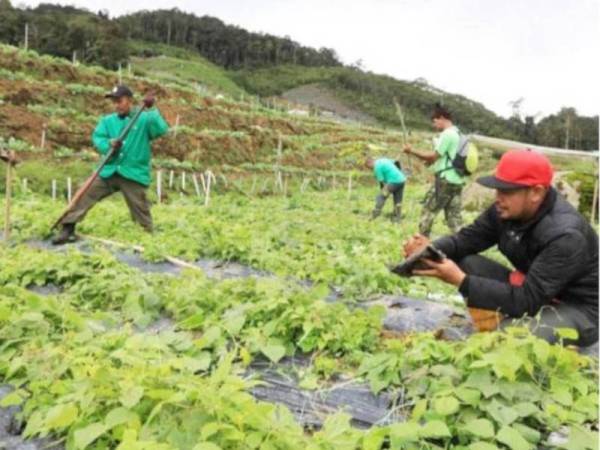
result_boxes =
[443,131,479,176]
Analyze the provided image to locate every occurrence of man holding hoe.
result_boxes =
[402,150,598,347]
[52,85,169,245]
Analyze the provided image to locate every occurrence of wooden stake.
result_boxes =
[67,177,72,202]
[156,170,162,203]
[174,114,180,138]
[40,123,47,150]
[3,151,14,241]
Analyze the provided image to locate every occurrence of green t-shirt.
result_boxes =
[92,108,169,186]
[431,126,465,185]
[374,158,406,184]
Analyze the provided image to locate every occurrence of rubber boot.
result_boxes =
[51,223,77,245]
[371,194,386,220]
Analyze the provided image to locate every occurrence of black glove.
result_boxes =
[111,140,123,154]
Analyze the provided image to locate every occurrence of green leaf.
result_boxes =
[496,425,532,450]
[201,422,221,440]
[455,387,481,407]
[561,425,599,450]
[192,443,222,450]
[461,418,495,439]
[389,422,420,446]
[420,420,451,438]
[434,396,459,416]
[0,389,26,407]
[105,407,137,429]
[512,423,541,444]
[469,442,500,450]
[74,422,107,449]
[483,399,519,426]
[362,427,388,450]
[260,343,286,363]
[120,385,144,408]
[44,403,79,430]
[555,328,579,341]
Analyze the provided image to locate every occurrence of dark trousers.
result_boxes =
[458,255,598,347]
[375,183,404,209]
[61,173,153,231]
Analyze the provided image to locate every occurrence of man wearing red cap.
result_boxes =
[403,149,598,347]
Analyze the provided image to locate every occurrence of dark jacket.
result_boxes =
[434,188,599,319]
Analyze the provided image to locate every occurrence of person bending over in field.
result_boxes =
[403,150,598,347]
[52,85,169,245]
[365,157,406,223]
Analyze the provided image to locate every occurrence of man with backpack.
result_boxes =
[403,104,465,236]
[365,157,406,223]
[402,150,598,347]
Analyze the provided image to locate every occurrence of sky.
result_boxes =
[18,0,600,119]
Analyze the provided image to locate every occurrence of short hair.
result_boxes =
[431,103,452,120]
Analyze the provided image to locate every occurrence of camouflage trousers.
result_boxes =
[419,177,463,237]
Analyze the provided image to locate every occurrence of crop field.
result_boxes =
[0,43,598,450]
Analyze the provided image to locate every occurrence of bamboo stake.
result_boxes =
[181,172,186,191]
[67,177,72,203]
[83,235,201,272]
[22,178,27,191]
[51,179,57,200]
[173,114,180,138]
[192,173,201,197]
[199,172,207,194]
[156,170,162,203]
[169,170,174,188]
[3,151,14,241]
[204,170,212,207]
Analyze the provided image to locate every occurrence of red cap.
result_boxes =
[477,149,553,190]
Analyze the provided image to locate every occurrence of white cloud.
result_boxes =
[18,0,600,118]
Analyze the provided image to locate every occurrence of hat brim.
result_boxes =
[476,176,529,191]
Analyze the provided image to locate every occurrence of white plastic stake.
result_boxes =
[51,179,57,200]
[156,170,162,203]
[67,177,72,203]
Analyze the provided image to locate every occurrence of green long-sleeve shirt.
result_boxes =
[92,108,169,186]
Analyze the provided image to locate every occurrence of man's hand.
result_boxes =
[403,234,430,258]
[403,144,412,154]
[413,258,466,287]
[143,93,156,109]
[111,139,123,151]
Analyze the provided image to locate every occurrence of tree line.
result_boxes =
[0,1,596,150]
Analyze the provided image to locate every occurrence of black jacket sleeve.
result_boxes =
[463,231,589,317]
[433,206,499,261]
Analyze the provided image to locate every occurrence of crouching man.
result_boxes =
[403,150,598,347]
